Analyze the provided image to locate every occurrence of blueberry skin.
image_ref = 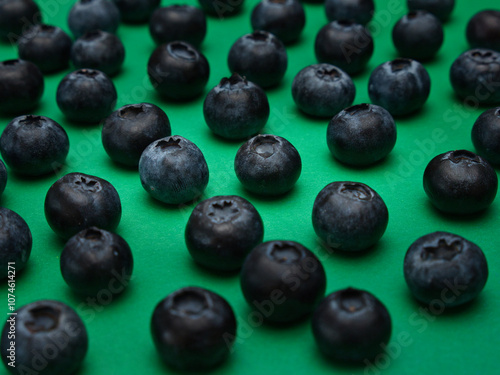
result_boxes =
[203,73,270,139]
[240,240,327,323]
[324,0,374,26]
[228,31,288,89]
[312,288,391,362]
[102,103,171,167]
[139,136,209,204]
[197,0,244,17]
[0,115,69,176]
[368,58,431,116]
[0,59,44,114]
[423,150,498,215]
[449,49,500,105]
[392,11,444,61]
[407,0,455,22]
[0,300,88,375]
[149,5,207,47]
[185,195,264,271]
[234,134,301,196]
[60,227,133,296]
[44,172,122,239]
[148,41,210,100]
[68,0,120,38]
[292,63,355,118]
[251,0,305,44]
[56,69,117,123]
[71,30,125,77]
[471,107,500,165]
[315,20,374,75]
[151,286,237,371]
[17,24,72,74]
[0,0,41,41]
[113,0,160,23]
[404,232,488,307]
[0,160,6,196]
[312,181,388,252]
[0,207,32,279]
[466,10,500,52]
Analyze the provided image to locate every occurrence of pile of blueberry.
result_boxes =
[0,0,499,372]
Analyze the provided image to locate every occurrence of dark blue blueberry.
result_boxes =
[0,300,88,375]
[234,134,301,196]
[407,0,455,22]
[148,41,210,100]
[0,115,69,176]
[56,69,117,123]
[312,181,388,252]
[314,20,374,75]
[0,160,6,196]
[368,58,431,116]
[312,288,391,362]
[0,59,44,114]
[113,0,160,23]
[17,24,72,74]
[203,73,270,139]
[324,0,374,26]
[185,195,264,271]
[423,150,498,214]
[70,30,125,77]
[240,240,327,323]
[404,231,488,307]
[327,104,396,166]
[471,107,500,165]
[149,5,207,47]
[102,103,171,167]
[197,0,244,18]
[68,0,120,38]
[0,0,41,41]
[151,286,237,371]
[0,207,32,279]
[392,11,444,61]
[291,63,355,117]
[44,172,122,239]
[250,0,305,44]
[228,31,287,89]
[60,227,133,296]
[450,49,500,105]
[139,135,209,204]
[466,10,500,52]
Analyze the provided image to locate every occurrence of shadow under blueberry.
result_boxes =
[311,343,370,371]
[187,258,241,279]
[141,192,204,212]
[291,106,330,126]
[424,199,496,223]
[236,182,300,203]
[319,238,386,260]
[328,152,395,172]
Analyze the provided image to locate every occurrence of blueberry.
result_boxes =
[68,0,120,38]
[0,160,6,196]
[203,73,270,139]
[404,231,488,307]
[291,63,355,117]
[0,59,44,115]
[197,0,244,18]
[44,172,122,239]
[151,286,237,371]
[314,20,374,75]
[466,10,500,52]
[324,0,374,26]
[0,0,41,41]
[102,103,171,167]
[139,136,209,204]
[60,227,133,296]
[392,11,444,61]
[228,31,288,89]
[407,0,455,22]
[0,300,88,375]
[423,150,498,215]
[234,134,301,196]
[471,107,500,165]
[148,41,210,100]
[449,49,500,105]
[312,288,391,362]
[368,58,431,116]
[312,181,388,252]
[56,69,117,123]
[113,0,160,23]
[185,195,264,271]
[240,240,326,323]
[17,24,72,74]
[149,5,207,47]
[0,115,69,176]
[0,207,32,279]
[250,0,305,44]
[70,30,125,77]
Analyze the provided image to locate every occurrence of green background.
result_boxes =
[1,0,499,374]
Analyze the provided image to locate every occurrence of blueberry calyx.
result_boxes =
[248,30,270,42]
[81,30,103,41]
[316,66,341,81]
[170,289,210,317]
[156,138,182,150]
[2,59,20,66]
[219,73,248,89]
[252,135,279,158]
[421,239,462,261]
[390,58,412,72]
[496,108,500,118]
[339,183,373,201]
[74,176,101,192]
[344,103,370,115]
[168,42,198,61]
[25,306,60,332]
[76,69,99,77]
[337,19,355,27]
[448,150,481,164]
[207,201,240,223]
[19,115,44,126]
[118,104,145,119]
[269,0,288,4]
[268,242,304,263]
[83,227,103,240]
[469,49,497,63]
[338,288,366,312]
